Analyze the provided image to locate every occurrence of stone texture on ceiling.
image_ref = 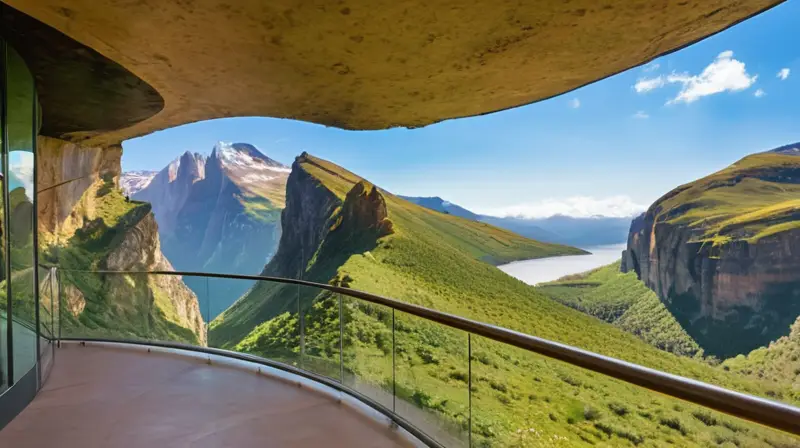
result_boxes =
[4,0,782,146]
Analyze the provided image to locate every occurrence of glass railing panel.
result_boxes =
[208,277,301,367]
[57,271,165,343]
[37,266,55,376]
[394,310,470,447]
[341,295,394,409]
[299,286,342,380]
[469,335,800,447]
[37,266,55,341]
[6,268,38,382]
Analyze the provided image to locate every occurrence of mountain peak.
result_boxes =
[212,141,287,169]
[769,142,800,156]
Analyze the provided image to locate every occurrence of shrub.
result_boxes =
[448,370,468,383]
[583,406,601,421]
[659,417,688,435]
[691,411,718,427]
[559,374,582,387]
[488,380,507,393]
[416,346,440,364]
[608,402,629,416]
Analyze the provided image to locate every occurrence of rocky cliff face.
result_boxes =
[133,150,205,235]
[622,147,800,357]
[261,154,341,279]
[37,136,121,242]
[38,136,206,345]
[132,142,288,318]
[105,211,205,345]
[210,153,395,345]
[264,153,393,280]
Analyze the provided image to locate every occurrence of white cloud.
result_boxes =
[754,88,765,98]
[642,62,660,72]
[478,196,646,219]
[568,98,580,109]
[634,76,666,93]
[632,110,649,119]
[633,51,757,104]
[777,68,790,80]
[717,50,734,59]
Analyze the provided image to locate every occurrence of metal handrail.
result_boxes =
[48,266,800,436]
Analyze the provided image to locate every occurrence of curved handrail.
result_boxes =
[48,266,800,436]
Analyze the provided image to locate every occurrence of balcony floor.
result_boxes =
[0,343,412,447]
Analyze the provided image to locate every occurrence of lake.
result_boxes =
[498,243,626,285]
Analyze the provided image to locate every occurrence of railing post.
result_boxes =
[392,308,396,413]
[338,293,344,383]
[298,284,305,368]
[468,333,472,447]
[56,268,63,347]
[205,277,210,347]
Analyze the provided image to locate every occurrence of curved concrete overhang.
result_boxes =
[0,3,164,139]
[1,0,784,146]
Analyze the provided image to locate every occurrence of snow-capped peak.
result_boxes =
[120,170,157,196]
[213,141,290,173]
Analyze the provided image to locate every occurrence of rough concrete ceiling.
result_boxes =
[3,0,783,147]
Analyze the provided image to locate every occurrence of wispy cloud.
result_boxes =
[777,68,790,80]
[754,88,765,98]
[632,111,649,119]
[642,62,660,72]
[568,98,581,109]
[633,51,757,104]
[634,77,665,93]
[477,196,646,219]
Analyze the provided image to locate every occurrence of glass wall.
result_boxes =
[0,37,41,397]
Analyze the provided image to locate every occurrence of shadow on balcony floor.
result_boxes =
[0,343,413,447]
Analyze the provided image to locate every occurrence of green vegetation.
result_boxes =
[654,152,800,248]
[238,193,282,224]
[537,262,703,358]
[41,178,200,345]
[722,316,800,401]
[0,187,37,324]
[210,154,799,447]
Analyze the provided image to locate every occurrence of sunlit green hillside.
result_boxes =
[210,154,798,447]
[537,262,703,358]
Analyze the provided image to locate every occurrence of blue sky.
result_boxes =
[123,1,800,218]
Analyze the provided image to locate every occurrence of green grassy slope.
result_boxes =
[538,262,703,358]
[41,178,200,344]
[304,155,586,265]
[656,152,800,247]
[723,316,800,394]
[210,155,798,447]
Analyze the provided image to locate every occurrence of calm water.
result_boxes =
[498,243,626,286]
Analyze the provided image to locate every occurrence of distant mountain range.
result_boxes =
[401,195,632,247]
[120,170,157,196]
[122,142,289,318]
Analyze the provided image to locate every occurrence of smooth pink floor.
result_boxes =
[0,344,411,447]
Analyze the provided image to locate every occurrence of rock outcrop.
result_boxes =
[106,211,205,345]
[38,136,206,345]
[264,154,393,280]
[622,147,800,357]
[37,136,121,242]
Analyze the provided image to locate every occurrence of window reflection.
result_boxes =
[3,43,37,383]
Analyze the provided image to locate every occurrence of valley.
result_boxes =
[201,152,798,447]
[111,139,800,446]
[499,244,625,286]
